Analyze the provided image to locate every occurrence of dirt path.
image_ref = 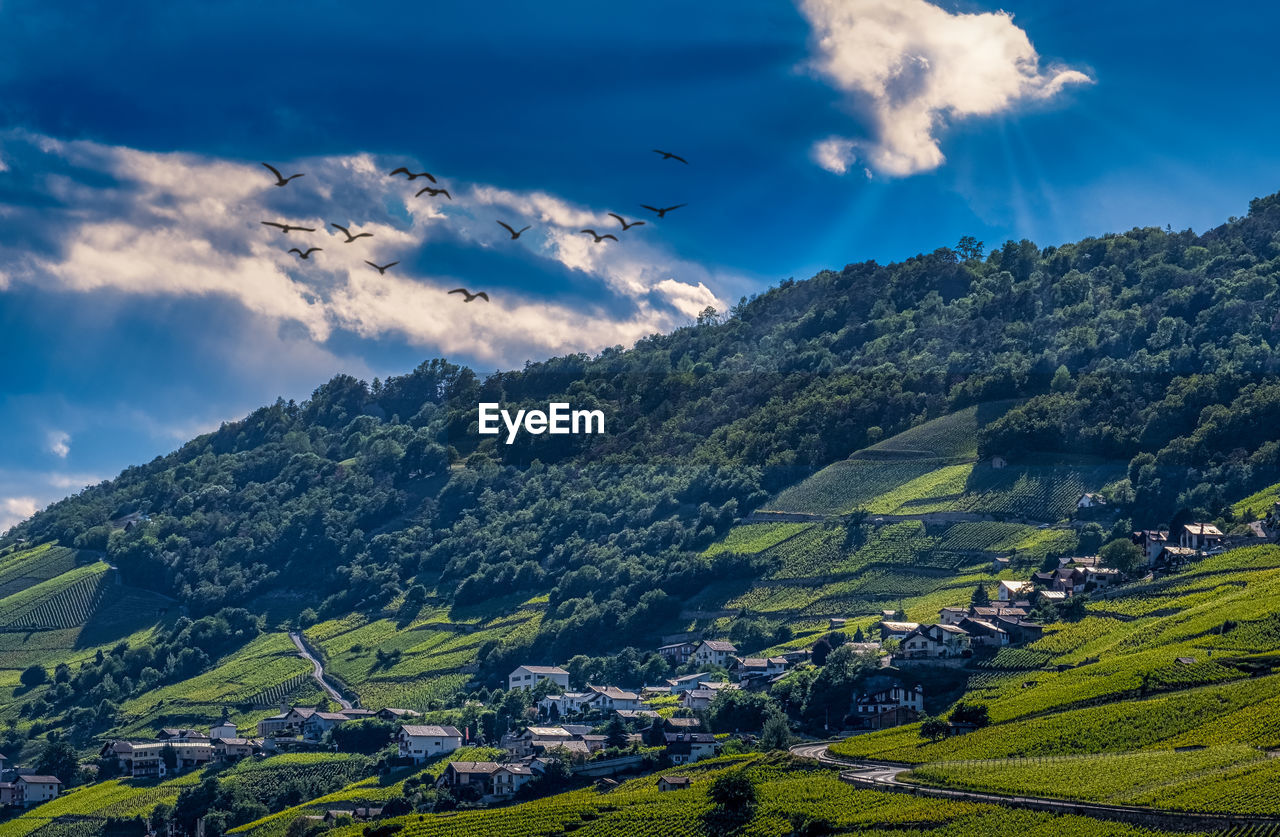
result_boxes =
[789,741,1278,831]
[289,631,352,709]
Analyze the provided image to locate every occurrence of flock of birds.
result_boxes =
[257,149,690,304]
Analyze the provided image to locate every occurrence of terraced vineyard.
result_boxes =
[0,544,85,599]
[0,563,110,631]
[906,746,1280,815]
[764,458,949,516]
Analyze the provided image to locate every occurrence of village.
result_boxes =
[0,516,1264,817]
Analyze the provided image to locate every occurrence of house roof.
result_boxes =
[667,673,706,685]
[588,686,641,700]
[546,740,591,754]
[560,724,593,736]
[1039,591,1066,600]
[683,689,716,699]
[18,776,63,785]
[658,642,694,651]
[495,764,534,776]
[378,708,420,716]
[448,761,501,775]
[615,709,660,718]
[934,624,968,635]
[515,665,569,675]
[659,775,691,786]
[401,725,463,738]
[999,580,1034,593]
[525,726,572,737]
[665,732,716,743]
[698,640,737,652]
[664,717,702,728]
[313,712,352,721]
[1184,523,1223,536]
[880,621,919,632]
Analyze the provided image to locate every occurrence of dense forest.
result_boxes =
[9,190,1280,669]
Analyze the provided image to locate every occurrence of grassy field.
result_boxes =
[905,746,1280,816]
[305,754,1205,837]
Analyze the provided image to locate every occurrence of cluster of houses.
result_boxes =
[0,752,62,809]
[435,715,718,801]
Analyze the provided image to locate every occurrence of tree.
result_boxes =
[970,584,989,607]
[603,715,629,750]
[20,665,48,688]
[1099,538,1143,575]
[949,702,990,728]
[919,715,949,743]
[759,712,791,751]
[35,739,80,786]
[1050,365,1072,393]
[708,770,757,810]
[956,235,984,261]
[707,690,776,733]
[160,743,178,771]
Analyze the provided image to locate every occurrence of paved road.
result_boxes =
[789,741,1280,831]
[289,631,353,709]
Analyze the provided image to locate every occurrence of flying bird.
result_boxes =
[330,223,373,243]
[449,288,489,302]
[497,220,531,239]
[580,229,618,243]
[607,213,645,231]
[415,186,452,199]
[652,149,688,164]
[288,247,322,259]
[261,221,316,233]
[262,162,304,186]
[364,260,399,274]
[641,203,687,218]
[390,167,437,182]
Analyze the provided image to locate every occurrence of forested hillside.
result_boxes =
[8,191,1280,676]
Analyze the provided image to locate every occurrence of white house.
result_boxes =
[690,640,738,667]
[210,720,237,739]
[665,733,717,765]
[899,624,971,659]
[1180,523,1224,551]
[679,689,716,711]
[1077,493,1106,509]
[879,621,920,641]
[509,665,570,692]
[397,725,463,763]
[584,686,643,712]
[491,764,535,797]
[666,672,709,693]
[997,580,1034,602]
[15,776,62,805]
[853,682,925,716]
[538,692,593,717]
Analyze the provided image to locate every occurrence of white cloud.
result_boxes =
[654,279,721,319]
[0,133,738,366]
[46,430,70,458]
[799,0,1092,177]
[0,497,38,533]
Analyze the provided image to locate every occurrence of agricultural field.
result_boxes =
[0,544,87,599]
[701,522,812,557]
[0,563,109,632]
[307,754,1203,837]
[906,746,1280,816]
[1231,480,1280,520]
[862,402,1016,461]
[763,458,950,516]
[0,771,205,837]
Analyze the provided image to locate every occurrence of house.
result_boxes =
[157,728,209,742]
[898,624,971,658]
[302,712,354,740]
[1077,493,1106,509]
[698,680,738,692]
[994,616,1044,644]
[938,607,969,626]
[879,621,920,641]
[852,681,924,717]
[212,738,257,761]
[585,686,643,712]
[1157,545,1198,567]
[828,618,847,629]
[256,709,293,737]
[665,733,717,765]
[100,740,215,778]
[376,708,421,722]
[1036,590,1066,606]
[778,648,812,665]
[438,762,500,791]
[0,783,18,806]
[666,672,709,693]
[992,556,1011,573]
[663,717,704,733]
[508,665,570,692]
[615,709,660,721]
[492,764,535,797]
[1180,523,1224,551]
[997,580,1034,602]
[690,640,738,668]
[1052,567,1087,595]
[679,689,716,711]
[1131,530,1170,565]
[1084,567,1121,589]
[971,606,1027,620]
[958,618,1009,648]
[1032,570,1056,586]
[15,776,61,805]
[210,719,237,739]
[397,725,463,763]
[657,775,691,791]
[539,692,594,717]
[657,641,697,665]
[729,657,788,680]
[506,726,573,757]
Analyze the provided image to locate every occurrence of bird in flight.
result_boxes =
[652,149,688,164]
[364,260,399,274]
[641,203,687,218]
[261,221,316,234]
[390,167,436,182]
[607,213,645,231]
[449,288,489,302]
[330,223,373,243]
[288,247,322,259]
[262,163,304,186]
[580,229,618,243]
[415,186,452,200]
[497,221,531,239]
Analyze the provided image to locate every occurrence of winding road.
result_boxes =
[289,631,353,710]
[789,741,1280,832]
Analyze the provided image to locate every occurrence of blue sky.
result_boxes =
[3,0,1280,529]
